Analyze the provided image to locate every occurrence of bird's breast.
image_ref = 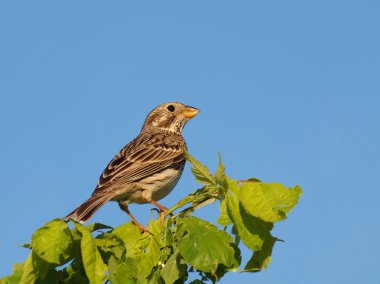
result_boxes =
[114,166,183,205]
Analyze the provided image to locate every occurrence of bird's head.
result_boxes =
[142,102,200,134]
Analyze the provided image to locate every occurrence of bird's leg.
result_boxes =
[141,191,168,223]
[118,203,145,232]
[149,200,168,223]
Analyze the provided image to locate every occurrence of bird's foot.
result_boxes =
[159,211,166,224]
[152,207,167,224]
[149,200,168,224]
[132,221,153,234]
[135,222,146,232]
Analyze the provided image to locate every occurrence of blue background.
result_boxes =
[1,1,379,283]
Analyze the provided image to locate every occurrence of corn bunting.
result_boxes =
[63,102,199,230]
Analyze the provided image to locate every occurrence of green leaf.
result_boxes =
[20,243,32,249]
[85,222,113,232]
[224,179,273,251]
[112,221,164,280]
[35,267,60,284]
[31,251,49,280]
[176,217,239,275]
[225,192,265,250]
[146,268,163,284]
[215,153,228,188]
[238,182,302,222]
[15,252,59,284]
[163,218,174,246]
[217,198,232,226]
[160,252,187,284]
[185,151,216,186]
[133,220,164,278]
[108,256,140,284]
[110,220,164,282]
[60,257,88,284]
[167,185,218,218]
[226,177,240,194]
[244,234,277,271]
[0,263,24,284]
[31,219,75,266]
[112,222,142,255]
[19,253,37,284]
[95,232,125,260]
[75,223,107,284]
[246,177,262,182]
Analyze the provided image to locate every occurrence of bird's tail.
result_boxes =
[63,192,111,223]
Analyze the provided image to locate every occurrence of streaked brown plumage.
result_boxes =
[63,102,199,229]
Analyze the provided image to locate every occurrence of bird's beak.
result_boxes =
[182,106,200,119]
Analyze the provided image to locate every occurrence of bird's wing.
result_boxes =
[94,133,186,192]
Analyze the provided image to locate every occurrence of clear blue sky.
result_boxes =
[1,1,379,283]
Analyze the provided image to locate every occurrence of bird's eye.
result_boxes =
[167,105,175,112]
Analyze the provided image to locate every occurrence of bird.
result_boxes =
[63,102,199,230]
